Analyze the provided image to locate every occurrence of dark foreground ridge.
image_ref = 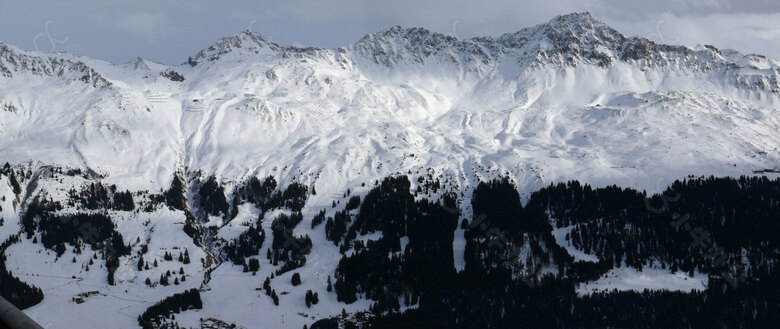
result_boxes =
[0,295,43,329]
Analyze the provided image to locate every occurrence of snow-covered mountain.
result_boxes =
[2,12,779,193]
[0,12,779,329]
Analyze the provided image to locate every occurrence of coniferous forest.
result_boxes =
[137,288,203,329]
[0,234,44,309]
[320,175,780,329]
[2,163,779,328]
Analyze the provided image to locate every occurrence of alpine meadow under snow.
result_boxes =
[0,12,779,329]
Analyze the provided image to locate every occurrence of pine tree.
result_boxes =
[248,258,260,273]
[305,290,319,308]
[263,277,271,294]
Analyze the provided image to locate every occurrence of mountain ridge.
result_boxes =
[0,12,779,195]
[3,12,778,94]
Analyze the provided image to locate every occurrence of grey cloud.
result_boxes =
[112,12,176,40]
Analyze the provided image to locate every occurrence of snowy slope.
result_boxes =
[2,12,779,196]
[0,12,779,329]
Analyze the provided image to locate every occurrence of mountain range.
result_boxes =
[0,12,778,329]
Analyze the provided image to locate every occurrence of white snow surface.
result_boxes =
[0,12,778,328]
[551,225,599,262]
[576,267,708,296]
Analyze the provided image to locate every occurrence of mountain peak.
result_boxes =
[543,11,615,35]
[348,12,629,68]
[0,41,22,57]
[354,25,457,50]
[191,30,281,64]
[547,11,596,25]
[352,24,479,67]
[365,25,445,39]
[0,40,109,86]
[524,11,625,66]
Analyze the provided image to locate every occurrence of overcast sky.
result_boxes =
[1,0,780,64]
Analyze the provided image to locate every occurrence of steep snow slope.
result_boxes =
[0,12,779,329]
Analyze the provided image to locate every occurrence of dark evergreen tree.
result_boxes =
[248,258,260,273]
[291,272,302,286]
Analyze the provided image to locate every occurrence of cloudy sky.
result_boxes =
[1,0,779,64]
